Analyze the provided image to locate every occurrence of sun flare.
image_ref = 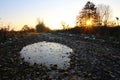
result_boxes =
[86,19,92,26]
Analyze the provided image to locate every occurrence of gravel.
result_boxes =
[0,33,120,80]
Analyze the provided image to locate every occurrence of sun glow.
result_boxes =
[86,19,92,26]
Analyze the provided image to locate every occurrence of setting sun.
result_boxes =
[86,19,92,26]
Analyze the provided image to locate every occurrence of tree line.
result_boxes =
[0,1,120,42]
[0,19,51,42]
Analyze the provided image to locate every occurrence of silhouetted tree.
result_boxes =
[61,21,69,30]
[116,17,119,26]
[21,25,30,31]
[21,25,35,32]
[97,4,112,26]
[0,26,10,42]
[36,20,50,32]
[76,1,99,27]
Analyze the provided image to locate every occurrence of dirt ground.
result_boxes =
[0,33,120,80]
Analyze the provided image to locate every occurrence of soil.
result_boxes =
[0,33,120,80]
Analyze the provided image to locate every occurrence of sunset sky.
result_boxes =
[0,0,120,30]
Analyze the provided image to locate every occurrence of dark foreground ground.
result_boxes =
[0,33,120,80]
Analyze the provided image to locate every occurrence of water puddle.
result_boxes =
[20,41,73,69]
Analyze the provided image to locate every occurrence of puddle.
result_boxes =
[20,41,73,69]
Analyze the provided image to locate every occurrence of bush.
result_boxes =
[36,21,50,33]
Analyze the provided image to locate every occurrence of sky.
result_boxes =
[0,0,120,30]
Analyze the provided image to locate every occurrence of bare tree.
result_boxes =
[96,4,112,26]
[61,21,69,30]
[21,25,30,31]
[21,25,35,32]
